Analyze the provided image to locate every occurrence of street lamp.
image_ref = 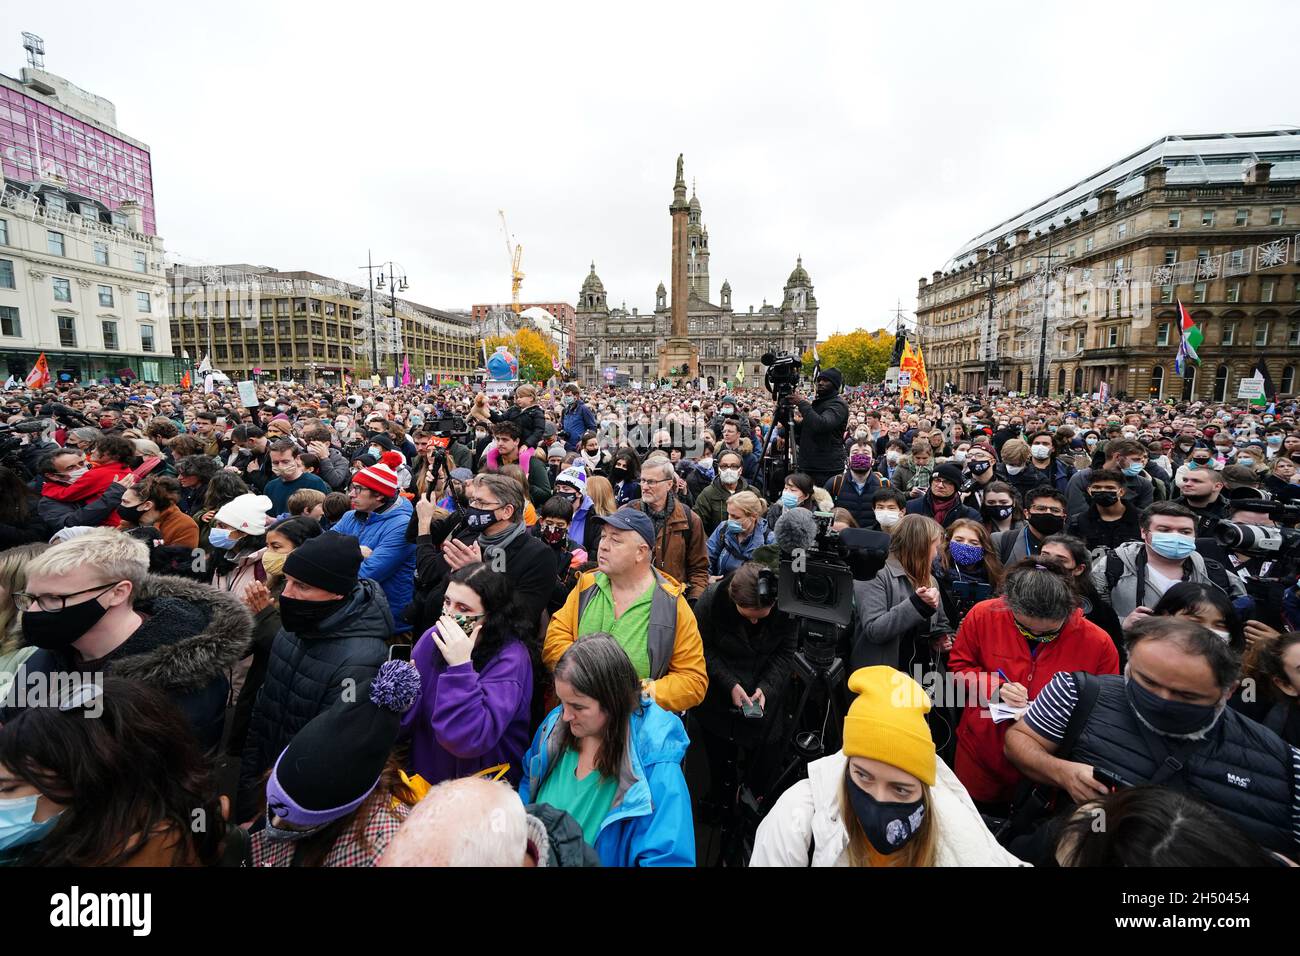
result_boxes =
[358,252,409,387]
[973,248,1013,395]
[1034,225,1068,398]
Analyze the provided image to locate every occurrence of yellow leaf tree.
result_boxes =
[802,329,895,385]
[485,327,558,382]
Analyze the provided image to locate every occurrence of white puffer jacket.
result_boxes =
[750,751,1026,867]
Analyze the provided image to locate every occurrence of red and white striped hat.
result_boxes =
[352,450,403,498]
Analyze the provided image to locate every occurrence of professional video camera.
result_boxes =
[1212,514,1300,632]
[422,415,470,450]
[761,350,801,397]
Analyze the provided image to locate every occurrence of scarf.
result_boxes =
[929,491,957,527]
[479,519,528,559]
[644,492,676,544]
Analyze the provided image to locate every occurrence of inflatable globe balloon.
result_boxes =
[487,345,518,381]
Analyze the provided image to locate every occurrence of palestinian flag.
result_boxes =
[1250,359,1276,408]
[1174,300,1202,376]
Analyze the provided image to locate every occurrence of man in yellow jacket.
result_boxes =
[544,507,708,712]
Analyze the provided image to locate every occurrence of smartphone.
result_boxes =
[387,643,413,663]
[1092,766,1134,791]
[741,700,764,719]
[951,580,992,603]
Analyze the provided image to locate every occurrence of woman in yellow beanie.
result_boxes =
[750,666,1023,867]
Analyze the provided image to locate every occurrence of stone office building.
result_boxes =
[917,129,1300,401]
[574,156,819,389]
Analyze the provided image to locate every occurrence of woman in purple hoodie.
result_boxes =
[400,562,541,786]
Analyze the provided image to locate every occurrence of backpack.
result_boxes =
[1096,547,1232,597]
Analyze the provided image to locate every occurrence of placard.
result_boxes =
[237,380,259,407]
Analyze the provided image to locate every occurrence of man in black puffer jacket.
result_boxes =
[236,531,390,822]
[793,367,850,488]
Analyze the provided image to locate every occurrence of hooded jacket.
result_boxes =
[693,473,760,536]
[793,369,850,475]
[525,802,603,867]
[236,578,392,821]
[482,444,553,505]
[518,701,695,866]
[749,750,1024,867]
[493,403,546,448]
[706,516,773,578]
[947,598,1119,804]
[1088,540,1246,621]
[561,399,598,447]
[10,573,252,751]
[330,495,417,629]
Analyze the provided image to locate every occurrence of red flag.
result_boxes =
[24,353,50,390]
[181,370,192,389]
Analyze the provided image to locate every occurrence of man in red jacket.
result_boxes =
[947,559,1119,809]
[40,434,137,527]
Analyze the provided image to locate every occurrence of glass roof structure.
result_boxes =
[946,128,1300,270]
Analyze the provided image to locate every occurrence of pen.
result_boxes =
[996,668,1009,683]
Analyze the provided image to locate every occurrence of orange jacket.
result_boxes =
[544,569,707,712]
[153,504,199,549]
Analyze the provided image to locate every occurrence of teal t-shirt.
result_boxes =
[536,746,619,846]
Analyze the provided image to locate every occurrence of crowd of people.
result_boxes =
[0,369,1297,868]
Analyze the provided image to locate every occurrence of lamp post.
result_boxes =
[1035,226,1068,398]
[358,252,408,387]
[973,249,1013,396]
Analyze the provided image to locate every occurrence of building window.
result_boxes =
[1150,365,1165,398]
[1270,208,1285,226]
[1107,326,1118,347]
[1157,322,1170,346]
[47,231,66,256]
[1261,279,1275,303]
[0,306,19,337]
[1282,365,1296,394]
[1235,208,1249,226]
[1160,284,1174,304]
[1193,282,1207,303]
[1230,249,1245,269]
[1168,210,1181,229]
[134,251,147,273]
[97,284,114,307]
[1201,209,1215,227]
[1084,236,1093,252]
[0,220,7,245]
[1213,365,1229,402]
[1164,248,1178,264]
[1076,329,1085,351]
[1222,321,1236,346]
[94,242,109,266]
[0,259,13,289]
[1227,281,1242,303]
[52,277,72,302]
[140,325,155,353]
[102,320,119,350]
[136,291,151,313]
[1288,322,1300,347]
[57,316,77,348]
[1255,322,1270,347]
[142,360,160,382]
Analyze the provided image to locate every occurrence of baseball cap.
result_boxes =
[596,505,655,551]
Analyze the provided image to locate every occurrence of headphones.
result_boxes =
[755,567,778,606]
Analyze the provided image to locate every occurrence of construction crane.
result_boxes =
[498,210,524,314]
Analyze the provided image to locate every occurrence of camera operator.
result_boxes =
[691,562,797,812]
[791,368,849,488]
[1005,615,1300,863]
[1173,464,1229,536]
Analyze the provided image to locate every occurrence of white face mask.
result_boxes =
[952,451,967,464]
[1005,464,1026,475]
[1030,446,1051,460]
[719,467,741,484]
[886,451,901,464]
[874,509,901,528]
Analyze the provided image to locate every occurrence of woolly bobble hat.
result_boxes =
[353,450,404,497]
[214,493,275,536]
[555,466,587,491]
[265,660,422,828]
[842,666,936,786]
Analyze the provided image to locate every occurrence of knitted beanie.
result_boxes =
[353,450,403,498]
[265,660,421,827]
[282,530,362,595]
[555,466,587,492]
[842,666,936,786]
[214,493,275,536]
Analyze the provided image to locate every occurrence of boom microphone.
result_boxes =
[774,507,818,555]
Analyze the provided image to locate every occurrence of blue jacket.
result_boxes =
[330,496,417,631]
[707,517,773,577]
[518,700,695,867]
[562,401,598,447]
[568,494,595,551]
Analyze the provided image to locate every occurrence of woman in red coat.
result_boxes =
[947,558,1119,809]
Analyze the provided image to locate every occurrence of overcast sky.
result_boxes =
[14,1,1299,337]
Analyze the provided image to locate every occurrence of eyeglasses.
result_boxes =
[640,477,673,486]
[466,497,502,510]
[1012,617,1064,642]
[1028,506,1066,516]
[15,580,122,613]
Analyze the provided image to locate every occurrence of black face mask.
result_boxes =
[116,503,147,524]
[612,467,629,481]
[968,460,992,476]
[1027,513,1065,536]
[540,525,567,545]
[983,504,1014,522]
[1126,675,1224,738]
[278,595,348,633]
[21,592,114,650]
[1088,491,1120,507]
[846,782,926,856]
[462,506,500,529]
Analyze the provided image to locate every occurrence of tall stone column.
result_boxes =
[660,153,698,378]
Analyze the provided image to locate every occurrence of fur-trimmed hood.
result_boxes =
[107,573,254,693]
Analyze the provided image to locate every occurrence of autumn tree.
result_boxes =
[802,330,895,385]
[485,326,559,382]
